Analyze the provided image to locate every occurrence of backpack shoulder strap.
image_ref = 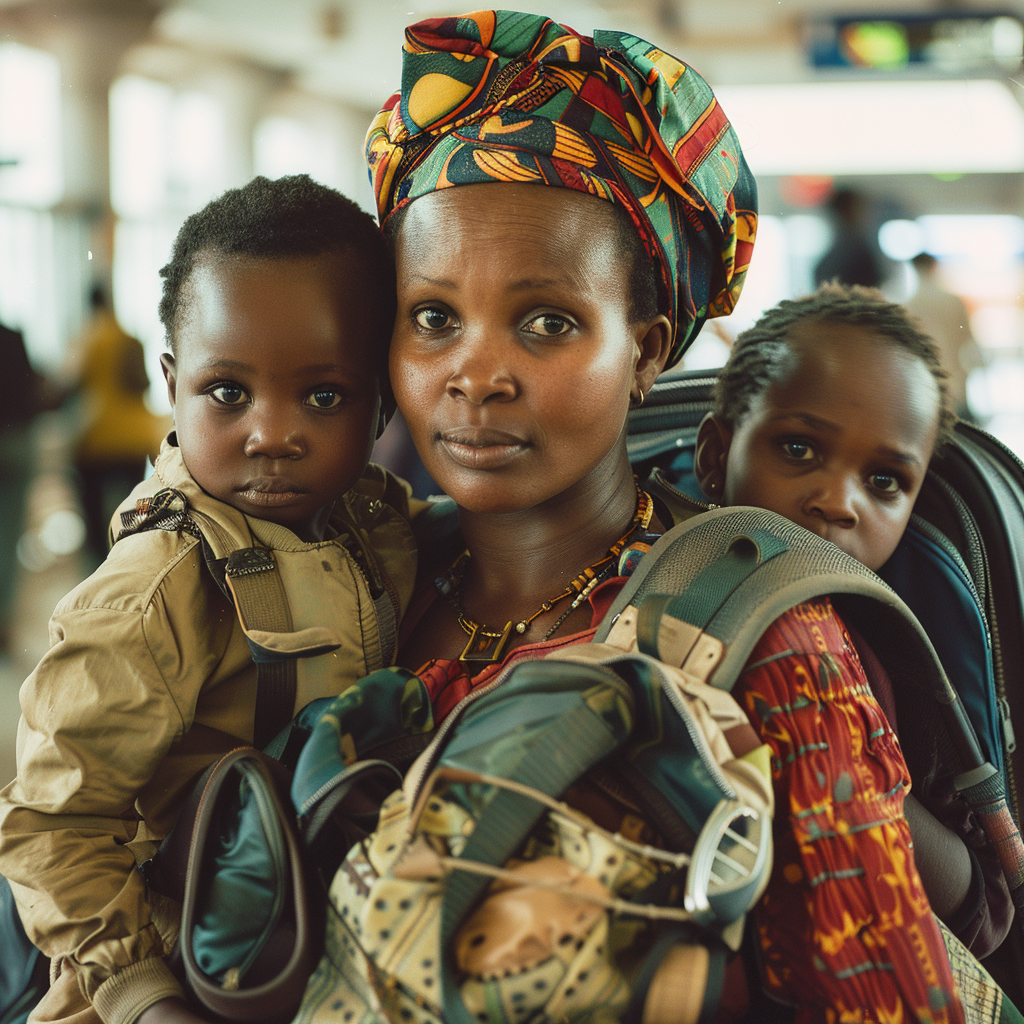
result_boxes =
[115,487,300,749]
[596,506,991,787]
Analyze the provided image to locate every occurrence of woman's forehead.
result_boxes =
[396,184,619,261]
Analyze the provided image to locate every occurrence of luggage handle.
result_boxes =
[178,748,318,1024]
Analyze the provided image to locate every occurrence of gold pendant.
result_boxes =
[459,620,513,664]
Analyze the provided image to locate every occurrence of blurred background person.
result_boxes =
[71,285,165,564]
[907,252,985,423]
[814,186,887,289]
[0,321,60,653]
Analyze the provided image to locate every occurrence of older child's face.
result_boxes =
[161,252,382,542]
[700,321,941,571]
[390,184,670,514]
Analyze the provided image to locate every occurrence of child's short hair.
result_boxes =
[159,174,395,362]
[715,282,957,446]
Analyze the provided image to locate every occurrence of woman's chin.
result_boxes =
[430,470,543,515]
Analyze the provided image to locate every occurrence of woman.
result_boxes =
[296,12,965,1024]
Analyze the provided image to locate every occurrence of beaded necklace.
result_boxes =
[435,485,654,664]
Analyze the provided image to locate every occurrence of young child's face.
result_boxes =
[698,321,941,571]
[161,252,383,542]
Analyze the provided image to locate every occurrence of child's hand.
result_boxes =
[136,998,215,1024]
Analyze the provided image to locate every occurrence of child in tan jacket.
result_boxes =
[0,175,420,1024]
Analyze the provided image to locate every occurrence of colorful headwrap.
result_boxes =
[366,10,757,364]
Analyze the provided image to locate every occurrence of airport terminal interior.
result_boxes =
[2,0,1024,786]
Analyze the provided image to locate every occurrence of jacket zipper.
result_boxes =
[649,467,715,515]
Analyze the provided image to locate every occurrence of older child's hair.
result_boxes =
[159,174,395,357]
[715,282,957,445]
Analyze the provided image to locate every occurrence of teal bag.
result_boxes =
[144,745,321,1024]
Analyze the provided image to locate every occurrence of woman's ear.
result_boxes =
[695,412,732,503]
[633,315,673,400]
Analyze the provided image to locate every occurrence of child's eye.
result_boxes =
[524,314,572,337]
[209,384,248,406]
[869,472,901,494]
[781,440,814,461]
[307,389,343,410]
[415,307,452,330]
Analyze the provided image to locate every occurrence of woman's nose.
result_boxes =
[805,475,860,526]
[445,335,518,405]
[243,406,305,459]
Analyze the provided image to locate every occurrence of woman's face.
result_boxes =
[390,183,668,514]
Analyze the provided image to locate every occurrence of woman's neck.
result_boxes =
[455,453,639,621]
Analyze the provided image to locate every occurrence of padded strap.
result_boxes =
[225,549,297,750]
[437,663,633,1024]
[637,530,787,663]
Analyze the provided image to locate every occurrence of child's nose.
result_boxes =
[445,331,518,405]
[806,475,859,526]
[243,406,304,459]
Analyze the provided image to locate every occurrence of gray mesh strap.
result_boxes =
[636,530,788,661]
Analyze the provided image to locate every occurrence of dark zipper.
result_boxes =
[650,466,716,515]
[925,474,1017,816]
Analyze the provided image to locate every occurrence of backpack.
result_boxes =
[288,502,1005,1024]
[626,368,1024,1000]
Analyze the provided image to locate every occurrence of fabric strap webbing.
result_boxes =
[960,770,1024,910]
[224,549,297,750]
[438,691,628,1024]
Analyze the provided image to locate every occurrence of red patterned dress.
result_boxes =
[404,580,962,1023]
[738,598,963,1024]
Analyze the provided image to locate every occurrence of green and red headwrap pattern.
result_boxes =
[366,9,757,365]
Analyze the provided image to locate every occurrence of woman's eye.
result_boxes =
[308,389,343,410]
[869,473,900,494]
[781,440,814,461]
[414,307,452,330]
[210,384,247,406]
[524,314,572,337]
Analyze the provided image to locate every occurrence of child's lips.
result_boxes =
[237,479,306,506]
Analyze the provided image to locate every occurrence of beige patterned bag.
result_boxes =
[295,647,773,1024]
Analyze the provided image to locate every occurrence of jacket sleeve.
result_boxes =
[733,600,965,1024]
[0,562,202,1023]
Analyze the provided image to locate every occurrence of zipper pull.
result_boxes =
[999,697,1017,754]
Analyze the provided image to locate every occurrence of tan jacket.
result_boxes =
[0,440,420,1024]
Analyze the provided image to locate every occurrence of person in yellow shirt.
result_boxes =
[72,286,166,561]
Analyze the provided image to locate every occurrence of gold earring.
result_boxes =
[631,387,645,409]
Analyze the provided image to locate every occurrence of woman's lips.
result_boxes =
[438,427,529,470]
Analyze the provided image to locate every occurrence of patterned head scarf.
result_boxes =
[366,10,757,364]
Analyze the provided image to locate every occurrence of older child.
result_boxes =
[0,175,419,1024]
[693,282,1012,963]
